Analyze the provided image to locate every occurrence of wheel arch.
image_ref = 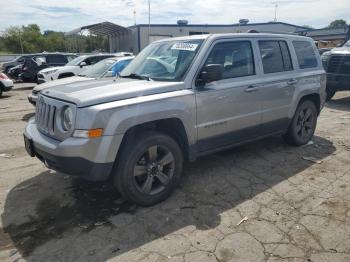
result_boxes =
[58,72,75,79]
[115,118,190,164]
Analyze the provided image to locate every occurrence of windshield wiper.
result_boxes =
[121,73,152,81]
[77,74,86,77]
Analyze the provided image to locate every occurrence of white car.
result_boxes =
[37,54,118,84]
[28,56,133,105]
[0,73,14,97]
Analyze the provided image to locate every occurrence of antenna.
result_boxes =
[133,10,136,25]
[274,1,278,22]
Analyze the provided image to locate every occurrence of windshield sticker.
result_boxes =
[171,43,199,51]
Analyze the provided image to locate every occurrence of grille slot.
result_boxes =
[36,97,57,136]
[327,55,350,74]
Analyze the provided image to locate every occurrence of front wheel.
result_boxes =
[283,100,318,146]
[113,131,183,206]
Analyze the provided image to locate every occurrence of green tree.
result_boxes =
[0,24,109,54]
[328,19,348,28]
[302,25,314,30]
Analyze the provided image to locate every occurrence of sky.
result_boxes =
[0,0,349,32]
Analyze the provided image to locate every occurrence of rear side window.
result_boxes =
[259,40,293,74]
[85,56,112,65]
[47,55,67,64]
[205,41,255,79]
[292,41,318,69]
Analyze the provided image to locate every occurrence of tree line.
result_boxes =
[0,24,108,54]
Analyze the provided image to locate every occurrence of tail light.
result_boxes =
[0,73,9,80]
[22,65,28,71]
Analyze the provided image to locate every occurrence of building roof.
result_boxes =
[65,22,130,36]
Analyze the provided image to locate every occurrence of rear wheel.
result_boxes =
[113,131,183,206]
[326,85,336,101]
[283,100,317,146]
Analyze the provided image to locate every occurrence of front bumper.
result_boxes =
[24,118,123,181]
[1,79,14,91]
[27,93,37,105]
[327,73,350,90]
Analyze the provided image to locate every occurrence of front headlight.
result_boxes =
[44,69,58,75]
[62,107,73,131]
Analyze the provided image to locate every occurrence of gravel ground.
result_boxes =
[0,83,350,262]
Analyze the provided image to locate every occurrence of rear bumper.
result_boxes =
[24,118,123,181]
[327,73,350,90]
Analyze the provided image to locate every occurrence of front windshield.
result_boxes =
[79,58,116,78]
[66,56,86,66]
[120,39,204,81]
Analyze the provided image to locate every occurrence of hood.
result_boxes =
[39,66,64,73]
[33,76,93,92]
[330,45,350,55]
[41,78,185,107]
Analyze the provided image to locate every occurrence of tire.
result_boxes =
[283,100,318,146]
[113,131,183,206]
[0,87,3,97]
[326,85,336,101]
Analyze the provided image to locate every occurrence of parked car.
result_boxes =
[20,53,78,82]
[37,54,120,84]
[1,55,30,74]
[28,56,133,105]
[321,39,350,100]
[24,33,326,206]
[7,64,23,81]
[0,73,14,97]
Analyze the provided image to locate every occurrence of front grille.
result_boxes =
[36,97,57,136]
[327,55,350,74]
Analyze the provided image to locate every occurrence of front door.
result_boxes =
[195,40,263,153]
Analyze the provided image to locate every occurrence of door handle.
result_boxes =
[244,85,259,92]
[287,79,298,85]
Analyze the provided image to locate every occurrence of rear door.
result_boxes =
[195,39,263,152]
[257,39,296,134]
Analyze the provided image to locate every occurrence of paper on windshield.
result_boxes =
[171,43,199,51]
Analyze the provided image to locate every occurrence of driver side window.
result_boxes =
[205,41,255,80]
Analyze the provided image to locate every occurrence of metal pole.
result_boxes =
[148,0,151,43]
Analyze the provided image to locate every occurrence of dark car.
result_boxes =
[1,55,31,74]
[321,40,350,100]
[20,53,77,82]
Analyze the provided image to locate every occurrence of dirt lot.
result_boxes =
[0,83,350,262]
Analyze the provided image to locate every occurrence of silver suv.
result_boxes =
[24,33,326,206]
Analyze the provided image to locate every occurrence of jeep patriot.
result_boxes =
[24,33,326,205]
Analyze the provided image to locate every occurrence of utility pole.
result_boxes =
[18,29,24,54]
[133,10,137,25]
[274,1,278,22]
[148,0,151,43]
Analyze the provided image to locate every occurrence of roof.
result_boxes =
[65,22,130,36]
[130,21,309,30]
[153,33,313,43]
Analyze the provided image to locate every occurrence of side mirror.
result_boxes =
[196,64,223,87]
[105,70,113,77]
[79,61,87,68]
